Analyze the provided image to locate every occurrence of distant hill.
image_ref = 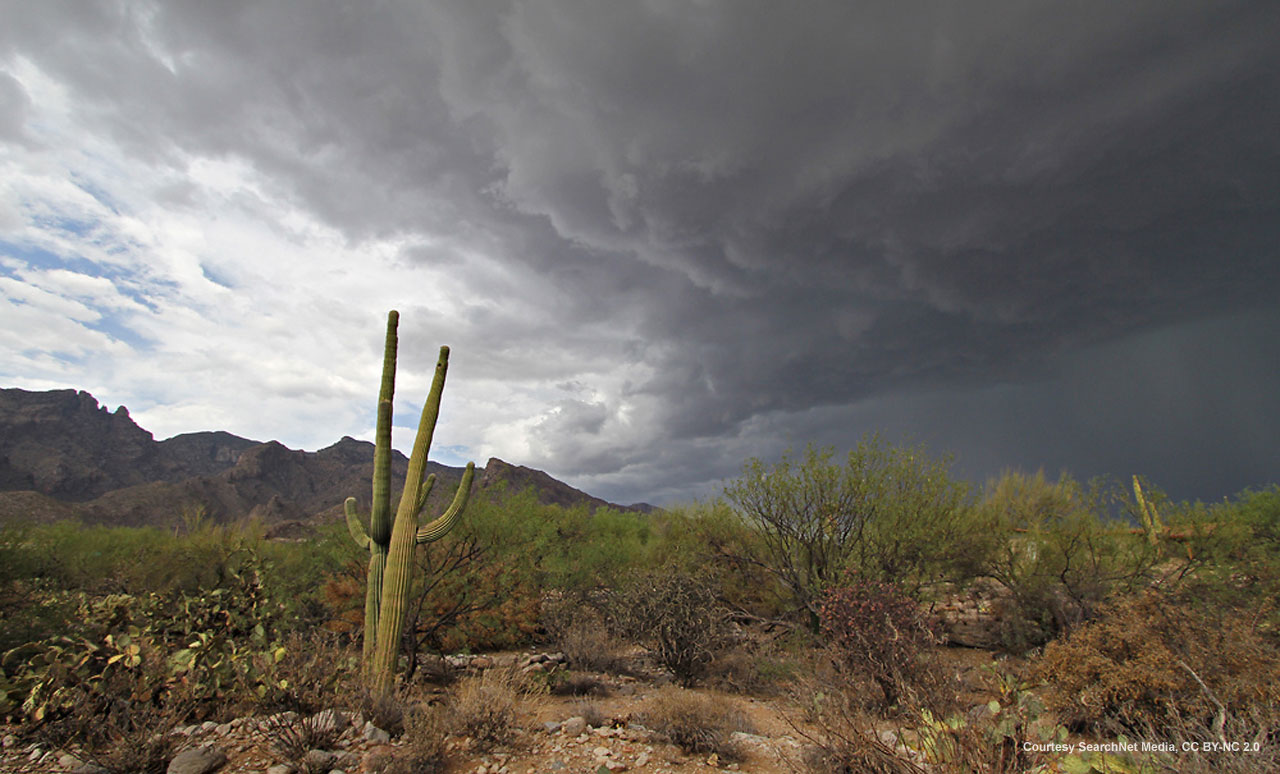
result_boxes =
[0,387,653,532]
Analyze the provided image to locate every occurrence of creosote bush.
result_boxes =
[1034,589,1280,733]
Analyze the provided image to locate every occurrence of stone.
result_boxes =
[265,766,294,774]
[593,746,612,758]
[363,722,392,744]
[561,716,586,737]
[166,745,227,774]
[543,721,562,734]
[635,752,650,768]
[304,749,337,770]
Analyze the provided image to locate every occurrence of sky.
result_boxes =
[1,1,1278,507]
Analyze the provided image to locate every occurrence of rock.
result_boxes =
[543,721,562,734]
[304,749,337,770]
[166,745,227,774]
[362,750,394,772]
[265,766,294,774]
[561,716,586,737]
[635,752,650,768]
[363,722,391,744]
[61,754,109,774]
[333,751,360,770]
[470,655,494,669]
[593,746,612,758]
[604,761,627,772]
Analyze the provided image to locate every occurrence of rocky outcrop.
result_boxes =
[0,388,169,500]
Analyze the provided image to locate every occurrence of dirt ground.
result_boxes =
[0,647,1006,774]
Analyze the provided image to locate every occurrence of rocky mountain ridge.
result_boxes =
[0,388,653,531]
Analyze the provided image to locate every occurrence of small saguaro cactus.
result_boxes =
[1132,475,1163,547]
[344,310,475,692]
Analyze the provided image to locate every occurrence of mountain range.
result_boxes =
[0,387,653,535]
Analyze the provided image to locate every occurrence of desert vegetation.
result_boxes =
[1,316,1276,772]
[3,459,1275,773]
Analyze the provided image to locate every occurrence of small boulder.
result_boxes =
[166,745,227,774]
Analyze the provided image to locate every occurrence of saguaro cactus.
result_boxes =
[344,310,475,692]
[1132,475,1163,547]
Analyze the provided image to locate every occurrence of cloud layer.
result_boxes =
[3,1,1278,504]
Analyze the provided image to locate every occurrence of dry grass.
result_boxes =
[638,685,749,761]
[447,664,542,752]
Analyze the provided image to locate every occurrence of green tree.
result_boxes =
[722,435,977,626]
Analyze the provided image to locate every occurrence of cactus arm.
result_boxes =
[344,498,371,550]
[369,312,399,546]
[416,473,437,516]
[370,345,452,695]
[362,546,386,669]
[417,462,474,544]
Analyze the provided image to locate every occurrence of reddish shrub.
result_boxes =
[819,577,941,709]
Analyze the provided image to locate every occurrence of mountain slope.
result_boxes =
[0,387,652,529]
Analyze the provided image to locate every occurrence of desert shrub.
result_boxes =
[573,699,608,728]
[258,710,345,773]
[639,685,747,760]
[723,438,982,627]
[613,568,732,686]
[550,672,611,697]
[648,501,792,619]
[978,470,1161,651]
[796,665,1070,774]
[251,632,357,717]
[448,665,539,751]
[2,547,295,725]
[1034,589,1280,734]
[795,689,922,774]
[707,641,800,696]
[25,642,192,774]
[541,591,629,673]
[379,703,451,774]
[1166,486,1280,625]
[818,577,942,711]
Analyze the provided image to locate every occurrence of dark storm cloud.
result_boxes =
[5,1,1278,503]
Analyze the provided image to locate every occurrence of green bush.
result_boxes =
[977,470,1160,651]
[723,437,981,626]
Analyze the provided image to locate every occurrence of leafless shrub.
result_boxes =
[541,593,629,673]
